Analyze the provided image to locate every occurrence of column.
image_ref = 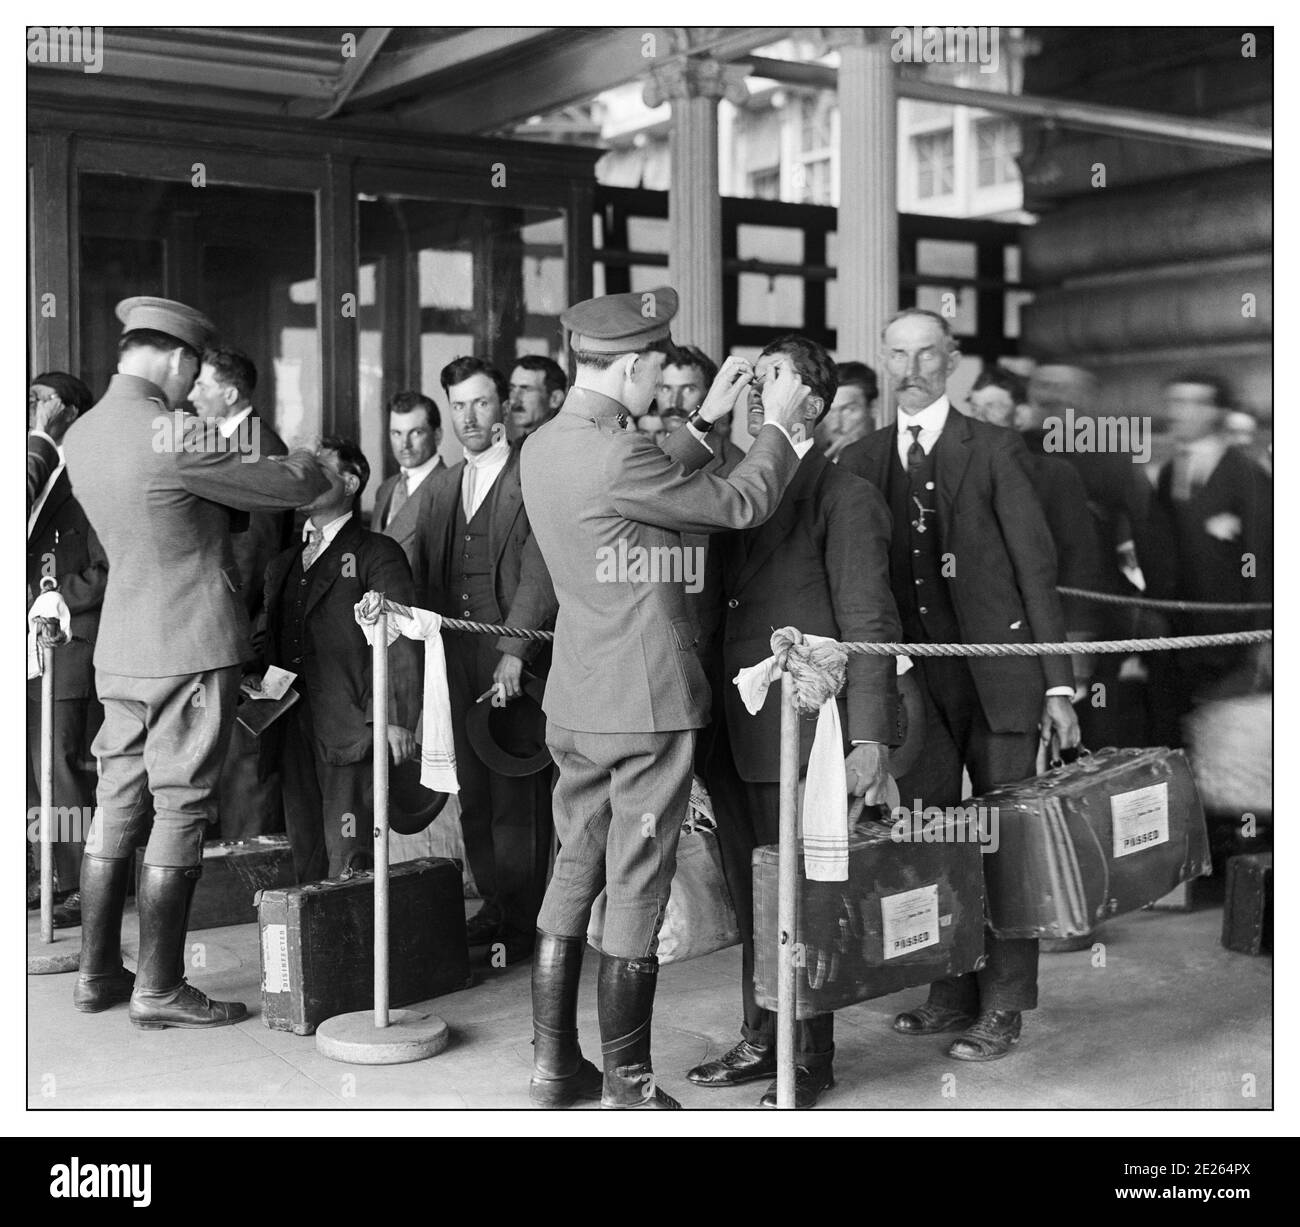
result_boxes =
[832,29,899,422]
[644,56,748,359]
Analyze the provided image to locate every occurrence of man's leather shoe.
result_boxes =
[465,910,501,945]
[74,967,135,1013]
[947,1010,1022,1061]
[893,1002,976,1035]
[759,1063,834,1109]
[130,982,247,1031]
[687,1040,776,1087]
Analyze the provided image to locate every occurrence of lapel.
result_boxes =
[861,425,894,493]
[30,468,72,544]
[729,449,825,595]
[487,445,525,570]
[304,517,365,618]
[931,408,975,538]
[428,461,463,588]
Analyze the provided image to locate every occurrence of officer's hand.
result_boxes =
[33,393,79,443]
[761,359,812,432]
[845,742,891,805]
[1039,694,1081,759]
[387,725,417,765]
[493,653,525,702]
[698,356,753,423]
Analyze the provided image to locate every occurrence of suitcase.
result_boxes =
[982,747,1212,939]
[134,835,296,930]
[1222,852,1273,955]
[753,813,986,1020]
[256,857,471,1035]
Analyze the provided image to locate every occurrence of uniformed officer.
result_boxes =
[63,297,329,1030]
[520,286,810,1108]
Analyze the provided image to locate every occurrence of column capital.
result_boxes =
[643,55,749,109]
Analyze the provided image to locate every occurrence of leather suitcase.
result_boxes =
[256,857,471,1035]
[753,814,986,1020]
[1222,852,1273,955]
[982,747,1212,940]
[134,835,296,930]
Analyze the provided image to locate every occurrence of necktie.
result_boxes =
[386,471,410,526]
[462,463,477,520]
[907,424,925,473]
[302,524,322,569]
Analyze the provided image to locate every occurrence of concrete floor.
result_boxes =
[28,902,1270,1111]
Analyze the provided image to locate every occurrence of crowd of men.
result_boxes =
[26,285,1271,1107]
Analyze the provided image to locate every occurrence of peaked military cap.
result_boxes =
[115,296,217,353]
[562,286,678,354]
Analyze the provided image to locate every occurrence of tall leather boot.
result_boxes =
[597,953,680,1109]
[72,853,135,1013]
[529,931,602,1107]
[128,865,247,1030]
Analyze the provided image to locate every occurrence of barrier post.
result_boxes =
[40,641,56,945]
[373,606,390,1028]
[776,670,800,1109]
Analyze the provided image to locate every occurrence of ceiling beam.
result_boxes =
[742,55,1273,154]
[301,27,394,118]
[395,26,790,133]
[345,27,561,108]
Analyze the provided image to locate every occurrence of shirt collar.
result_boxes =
[897,394,951,436]
[463,437,511,470]
[401,452,442,481]
[303,510,352,543]
[218,405,254,439]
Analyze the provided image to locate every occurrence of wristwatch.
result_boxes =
[685,409,709,432]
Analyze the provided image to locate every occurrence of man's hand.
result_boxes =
[698,356,754,424]
[33,393,79,444]
[761,359,812,433]
[1039,695,1081,760]
[845,742,891,805]
[493,653,525,702]
[387,725,417,765]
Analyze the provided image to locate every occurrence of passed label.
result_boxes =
[881,883,940,959]
[261,923,290,993]
[1110,782,1170,858]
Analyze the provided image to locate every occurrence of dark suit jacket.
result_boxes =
[27,433,59,513]
[1023,447,1106,634]
[226,411,290,621]
[262,516,420,765]
[373,458,445,569]
[521,390,800,734]
[412,442,557,666]
[1151,445,1272,631]
[27,468,108,700]
[63,374,329,678]
[839,411,1072,732]
[709,448,902,782]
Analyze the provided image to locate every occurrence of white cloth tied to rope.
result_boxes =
[735,634,914,883]
[354,594,459,796]
[27,589,71,680]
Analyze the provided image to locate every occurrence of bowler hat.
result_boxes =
[387,755,450,835]
[465,672,552,778]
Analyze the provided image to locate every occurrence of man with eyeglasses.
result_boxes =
[839,308,1080,1064]
[412,356,557,965]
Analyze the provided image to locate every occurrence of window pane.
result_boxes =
[738,273,804,328]
[916,239,977,279]
[737,224,804,264]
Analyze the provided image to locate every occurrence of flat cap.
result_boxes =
[562,286,678,355]
[115,296,216,353]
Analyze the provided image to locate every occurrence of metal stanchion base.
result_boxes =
[315,1008,450,1065]
[27,912,82,974]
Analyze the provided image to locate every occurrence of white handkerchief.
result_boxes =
[355,600,459,795]
[27,589,71,680]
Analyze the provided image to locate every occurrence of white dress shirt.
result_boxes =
[462,439,511,520]
[302,511,352,569]
[402,451,443,497]
[895,394,951,467]
[217,405,254,439]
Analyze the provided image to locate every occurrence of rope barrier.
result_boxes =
[1056,586,1272,613]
